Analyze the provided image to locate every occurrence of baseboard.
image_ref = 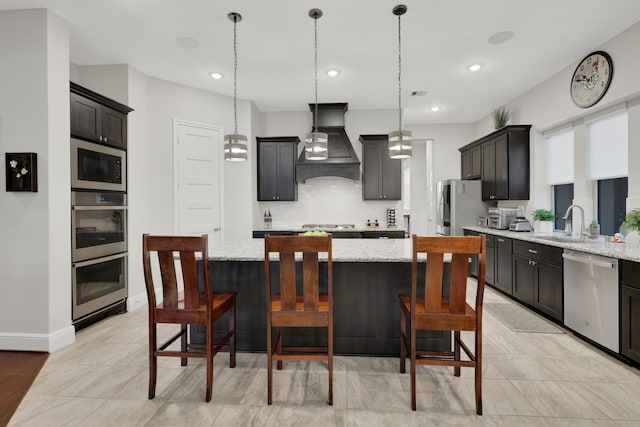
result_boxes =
[127,291,148,312]
[0,325,75,352]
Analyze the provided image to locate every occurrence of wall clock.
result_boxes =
[570,50,613,108]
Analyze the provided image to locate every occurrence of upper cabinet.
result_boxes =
[461,145,482,179]
[257,136,300,201]
[360,134,401,201]
[459,125,531,201]
[70,82,133,149]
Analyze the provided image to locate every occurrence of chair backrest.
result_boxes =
[412,234,486,314]
[142,234,211,310]
[264,234,332,312]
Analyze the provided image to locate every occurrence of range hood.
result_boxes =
[296,103,360,182]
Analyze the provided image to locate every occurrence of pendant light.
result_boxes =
[305,8,328,161]
[388,4,412,159]
[224,12,248,162]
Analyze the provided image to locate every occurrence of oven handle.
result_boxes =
[72,206,128,211]
[73,252,127,268]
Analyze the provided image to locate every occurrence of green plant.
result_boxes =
[491,106,510,129]
[621,209,640,233]
[589,220,599,229]
[532,209,555,221]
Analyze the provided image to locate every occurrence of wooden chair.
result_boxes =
[399,234,486,414]
[142,234,237,402]
[264,234,333,405]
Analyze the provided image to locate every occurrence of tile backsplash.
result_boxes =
[255,177,403,228]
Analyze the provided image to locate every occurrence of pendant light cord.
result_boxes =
[397,13,402,131]
[233,15,239,134]
[313,15,319,133]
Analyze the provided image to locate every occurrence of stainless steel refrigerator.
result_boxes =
[436,179,486,236]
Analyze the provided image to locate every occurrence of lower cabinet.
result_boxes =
[512,240,563,322]
[494,237,512,294]
[621,260,640,364]
[463,230,495,285]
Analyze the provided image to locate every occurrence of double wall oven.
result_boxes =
[71,138,128,323]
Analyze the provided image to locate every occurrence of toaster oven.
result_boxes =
[488,207,518,229]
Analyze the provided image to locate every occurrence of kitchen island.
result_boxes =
[194,238,451,356]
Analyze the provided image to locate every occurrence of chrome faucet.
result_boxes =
[563,204,585,240]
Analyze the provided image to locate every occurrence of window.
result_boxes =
[545,129,574,231]
[598,177,627,236]
[553,184,574,231]
[587,110,628,236]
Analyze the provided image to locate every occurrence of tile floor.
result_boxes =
[8,285,640,426]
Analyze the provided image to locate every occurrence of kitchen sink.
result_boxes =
[533,235,601,244]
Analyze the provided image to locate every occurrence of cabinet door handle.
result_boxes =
[498,238,505,242]
[99,136,103,141]
[528,249,538,254]
[104,137,108,142]
[213,227,221,232]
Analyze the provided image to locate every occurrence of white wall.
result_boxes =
[474,22,640,219]
[0,9,74,351]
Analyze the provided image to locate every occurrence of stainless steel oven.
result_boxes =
[72,191,127,262]
[71,138,126,192]
[72,252,127,321]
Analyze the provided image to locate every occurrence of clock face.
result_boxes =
[570,51,613,108]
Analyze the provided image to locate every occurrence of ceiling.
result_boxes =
[2,0,640,124]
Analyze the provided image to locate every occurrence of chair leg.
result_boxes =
[148,322,157,399]
[267,323,273,405]
[410,325,417,411]
[328,318,333,406]
[229,299,236,369]
[475,330,483,415]
[276,328,283,371]
[180,324,188,367]
[399,305,406,374]
[454,330,461,377]
[205,321,214,402]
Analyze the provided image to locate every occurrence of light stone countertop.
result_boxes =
[463,226,640,263]
[208,238,422,262]
[253,226,406,232]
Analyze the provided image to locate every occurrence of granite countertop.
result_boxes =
[208,238,422,262]
[253,226,406,232]
[463,226,640,262]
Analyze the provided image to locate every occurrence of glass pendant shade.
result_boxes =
[304,130,328,160]
[224,133,248,161]
[388,129,412,159]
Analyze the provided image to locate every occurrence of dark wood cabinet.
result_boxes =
[70,83,131,149]
[512,240,563,321]
[459,125,531,201]
[494,236,513,294]
[621,260,640,364]
[360,135,401,200]
[257,136,300,201]
[485,234,495,286]
[461,145,481,180]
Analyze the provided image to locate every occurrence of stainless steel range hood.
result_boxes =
[296,103,361,182]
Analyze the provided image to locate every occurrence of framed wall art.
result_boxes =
[5,152,38,192]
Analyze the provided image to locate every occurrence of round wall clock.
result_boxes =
[570,50,613,108]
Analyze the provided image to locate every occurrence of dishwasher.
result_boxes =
[563,250,619,352]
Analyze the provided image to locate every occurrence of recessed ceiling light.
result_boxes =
[430,106,440,112]
[468,64,483,72]
[210,72,223,80]
[488,30,514,45]
[175,36,200,50]
[327,69,340,77]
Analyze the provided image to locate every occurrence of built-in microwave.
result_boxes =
[71,138,126,192]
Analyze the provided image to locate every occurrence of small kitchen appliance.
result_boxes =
[488,207,518,230]
[509,217,532,232]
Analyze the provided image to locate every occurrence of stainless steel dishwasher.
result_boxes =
[563,249,619,352]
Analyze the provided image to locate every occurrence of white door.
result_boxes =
[174,120,223,243]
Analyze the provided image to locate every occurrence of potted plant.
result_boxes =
[532,209,555,234]
[491,106,510,129]
[588,220,600,239]
[621,209,640,244]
